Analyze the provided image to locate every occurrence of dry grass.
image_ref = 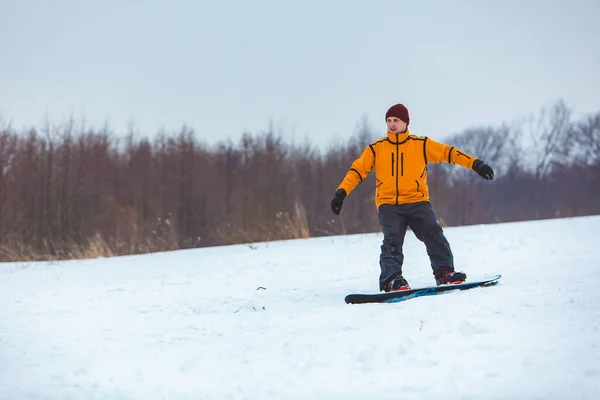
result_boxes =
[0,235,116,262]
[67,233,115,260]
[0,204,311,262]
[218,202,312,245]
[0,242,50,262]
[271,202,310,240]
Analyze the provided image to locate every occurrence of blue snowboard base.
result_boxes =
[345,274,501,304]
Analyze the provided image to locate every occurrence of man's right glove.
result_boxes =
[330,189,347,215]
[472,159,494,180]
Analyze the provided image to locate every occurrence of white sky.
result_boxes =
[1,0,599,147]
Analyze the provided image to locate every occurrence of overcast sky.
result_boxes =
[1,0,599,147]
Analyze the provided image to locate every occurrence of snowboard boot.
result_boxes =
[384,276,411,292]
[436,271,467,286]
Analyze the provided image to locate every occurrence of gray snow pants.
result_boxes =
[378,202,454,290]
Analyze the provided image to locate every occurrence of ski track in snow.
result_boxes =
[1,216,599,399]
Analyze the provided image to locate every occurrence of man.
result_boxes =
[330,104,494,292]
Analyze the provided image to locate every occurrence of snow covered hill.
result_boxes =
[1,216,599,400]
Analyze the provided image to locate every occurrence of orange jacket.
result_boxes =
[337,129,478,208]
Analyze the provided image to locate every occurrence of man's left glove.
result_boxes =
[472,159,494,180]
[330,189,347,215]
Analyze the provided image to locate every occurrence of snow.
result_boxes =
[1,215,600,399]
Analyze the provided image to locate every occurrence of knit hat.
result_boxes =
[385,104,410,125]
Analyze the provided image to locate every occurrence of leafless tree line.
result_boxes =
[0,99,598,261]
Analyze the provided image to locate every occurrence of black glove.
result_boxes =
[472,159,494,180]
[330,189,347,215]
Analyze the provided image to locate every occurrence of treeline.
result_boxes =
[0,99,598,261]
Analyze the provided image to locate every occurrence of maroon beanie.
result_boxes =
[385,104,410,125]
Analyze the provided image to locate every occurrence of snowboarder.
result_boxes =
[330,104,494,292]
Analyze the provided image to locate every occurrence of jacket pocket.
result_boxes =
[415,180,425,197]
[401,153,404,176]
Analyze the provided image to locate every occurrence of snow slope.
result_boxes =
[1,216,599,400]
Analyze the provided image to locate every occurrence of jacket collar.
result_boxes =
[387,129,410,144]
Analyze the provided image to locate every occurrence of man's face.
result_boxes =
[386,117,407,133]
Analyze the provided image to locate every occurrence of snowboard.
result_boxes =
[345,274,501,304]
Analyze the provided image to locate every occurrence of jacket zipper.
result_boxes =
[395,143,399,204]
[391,153,394,177]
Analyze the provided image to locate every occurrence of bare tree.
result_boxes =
[0,102,599,261]
[571,112,600,166]
[442,123,519,181]
[526,99,574,180]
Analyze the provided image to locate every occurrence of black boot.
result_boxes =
[436,271,467,286]
[384,276,411,292]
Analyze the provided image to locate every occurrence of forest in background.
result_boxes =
[0,99,599,261]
